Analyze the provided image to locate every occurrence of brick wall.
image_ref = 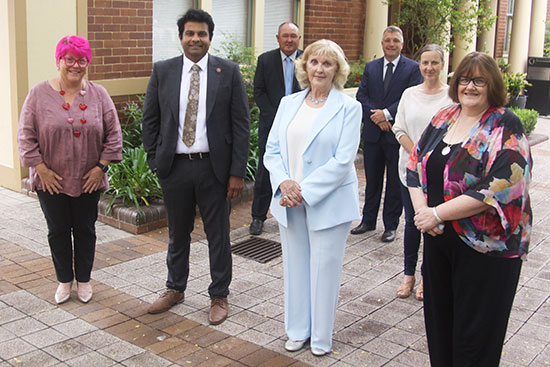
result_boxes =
[494,0,508,59]
[87,0,153,81]
[303,0,365,62]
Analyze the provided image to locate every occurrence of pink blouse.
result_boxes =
[18,81,122,197]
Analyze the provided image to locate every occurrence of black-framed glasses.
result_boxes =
[458,76,487,87]
[62,57,89,67]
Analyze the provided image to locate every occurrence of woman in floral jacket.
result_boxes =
[407,52,532,366]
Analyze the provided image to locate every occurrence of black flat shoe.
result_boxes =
[350,223,376,235]
[249,218,264,235]
[381,229,396,242]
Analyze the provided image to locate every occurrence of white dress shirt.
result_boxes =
[176,54,209,153]
[382,54,401,122]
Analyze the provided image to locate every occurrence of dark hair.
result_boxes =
[448,52,507,108]
[177,9,215,40]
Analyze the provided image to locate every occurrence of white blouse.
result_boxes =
[392,84,452,186]
[286,101,321,182]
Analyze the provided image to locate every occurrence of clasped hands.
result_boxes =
[413,206,445,237]
[35,162,105,195]
[279,179,304,208]
[370,109,391,132]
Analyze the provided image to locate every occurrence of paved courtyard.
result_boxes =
[1,117,550,366]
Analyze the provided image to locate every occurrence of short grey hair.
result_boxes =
[382,25,403,42]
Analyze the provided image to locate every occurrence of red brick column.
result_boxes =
[303,0,365,62]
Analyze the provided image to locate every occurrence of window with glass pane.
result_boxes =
[153,0,193,62]
[263,0,294,53]
[211,0,249,59]
[503,0,514,55]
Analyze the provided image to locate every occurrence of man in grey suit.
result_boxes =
[249,22,302,235]
[142,9,250,325]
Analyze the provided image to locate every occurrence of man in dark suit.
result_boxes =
[142,9,250,325]
[351,25,422,242]
[249,22,303,235]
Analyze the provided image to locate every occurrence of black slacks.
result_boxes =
[159,156,232,298]
[251,129,271,221]
[37,190,100,283]
[361,141,402,230]
[423,230,522,367]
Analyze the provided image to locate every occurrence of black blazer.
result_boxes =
[142,54,250,184]
[253,48,303,140]
[356,55,422,145]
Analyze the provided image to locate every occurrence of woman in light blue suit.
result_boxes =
[264,39,362,356]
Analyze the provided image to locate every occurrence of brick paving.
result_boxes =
[1,117,550,366]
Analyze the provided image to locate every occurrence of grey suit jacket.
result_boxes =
[142,54,250,184]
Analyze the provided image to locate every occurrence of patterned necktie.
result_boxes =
[384,62,394,94]
[183,64,200,147]
[285,57,294,96]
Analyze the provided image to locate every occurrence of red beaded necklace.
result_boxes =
[59,82,87,137]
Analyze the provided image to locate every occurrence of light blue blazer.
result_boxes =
[264,87,362,231]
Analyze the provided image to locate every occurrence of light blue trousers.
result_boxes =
[279,204,351,353]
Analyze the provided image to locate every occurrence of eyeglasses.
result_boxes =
[458,76,487,87]
[61,57,89,67]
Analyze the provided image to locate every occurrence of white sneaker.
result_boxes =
[311,347,329,356]
[285,339,306,352]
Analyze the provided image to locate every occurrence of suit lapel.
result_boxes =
[272,50,285,92]
[170,56,184,124]
[278,90,307,164]
[384,56,406,97]
[303,88,343,151]
[205,55,221,124]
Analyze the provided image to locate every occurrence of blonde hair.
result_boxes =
[295,39,350,90]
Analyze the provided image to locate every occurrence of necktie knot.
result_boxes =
[191,64,200,72]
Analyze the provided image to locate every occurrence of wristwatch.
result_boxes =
[96,162,108,172]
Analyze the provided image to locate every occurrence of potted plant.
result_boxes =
[504,72,531,109]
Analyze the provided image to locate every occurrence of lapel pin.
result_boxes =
[216,68,221,73]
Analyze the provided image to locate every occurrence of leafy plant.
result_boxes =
[106,146,163,216]
[213,32,256,65]
[510,107,538,135]
[384,0,496,59]
[213,35,259,181]
[503,72,531,97]
[121,95,145,153]
[345,58,366,88]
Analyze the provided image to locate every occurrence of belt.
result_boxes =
[176,152,210,160]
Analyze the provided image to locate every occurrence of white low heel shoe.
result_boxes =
[285,339,307,352]
[311,347,329,356]
[55,281,73,304]
[77,282,93,303]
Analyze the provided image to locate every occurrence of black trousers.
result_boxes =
[251,139,271,221]
[159,156,232,298]
[37,190,100,283]
[423,230,522,367]
[361,141,402,230]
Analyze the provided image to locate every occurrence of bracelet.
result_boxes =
[432,207,443,223]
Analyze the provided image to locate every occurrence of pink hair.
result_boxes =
[55,35,92,66]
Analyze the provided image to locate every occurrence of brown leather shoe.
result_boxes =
[209,297,228,325]
[148,289,184,314]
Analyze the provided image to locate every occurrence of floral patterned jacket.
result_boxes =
[407,104,532,259]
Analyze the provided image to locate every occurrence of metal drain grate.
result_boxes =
[232,237,282,263]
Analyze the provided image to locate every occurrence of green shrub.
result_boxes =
[120,95,144,153]
[106,146,163,216]
[345,58,366,88]
[510,107,539,135]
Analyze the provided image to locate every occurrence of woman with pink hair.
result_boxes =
[17,35,122,304]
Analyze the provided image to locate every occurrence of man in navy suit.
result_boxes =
[142,9,250,324]
[249,22,303,235]
[351,26,422,242]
